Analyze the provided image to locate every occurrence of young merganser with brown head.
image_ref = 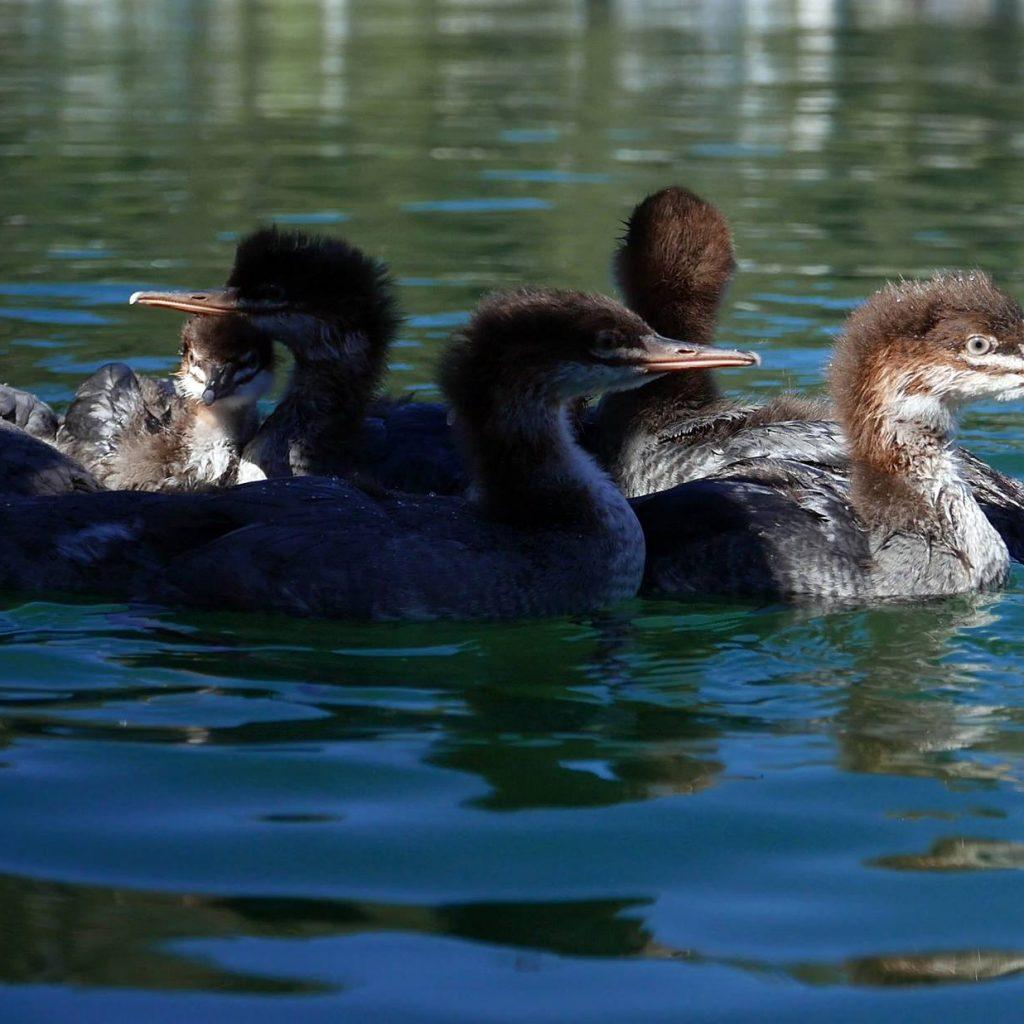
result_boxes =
[636,272,1024,601]
[595,184,1024,562]
[0,292,756,620]
[588,183,738,463]
[586,185,833,495]
[52,314,274,491]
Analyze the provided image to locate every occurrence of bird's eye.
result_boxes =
[595,329,625,350]
[966,334,995,356]
[257,283,285,303]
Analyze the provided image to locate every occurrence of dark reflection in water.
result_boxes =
[0,610,728,809]
[831,600,1024,788]
[4,871,1024,995]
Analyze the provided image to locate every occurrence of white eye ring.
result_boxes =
[966,334,994,356]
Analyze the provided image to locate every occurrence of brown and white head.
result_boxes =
[175,315,275,409]
[830,271,1024,465]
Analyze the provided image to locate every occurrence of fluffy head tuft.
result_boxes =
[226,226,400,347]
[614,185,735,344]
[832,272,1024,418]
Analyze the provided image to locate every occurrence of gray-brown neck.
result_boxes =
[848,386,1008,593]
[459,392,633,533]
[837,362,963,534]
[263,315,386,469]
[834,368,1007,600]
[593,195,734,456]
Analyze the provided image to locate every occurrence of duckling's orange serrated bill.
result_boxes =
[128,288,241,315]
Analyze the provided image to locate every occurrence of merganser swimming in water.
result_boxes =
[593,185,1024,562]
[130,228,465,494]
[0,315,274,491]
[587,185,838,491]
[635,271,1024,601]
[0,291,757,620]
[49,315,274,491]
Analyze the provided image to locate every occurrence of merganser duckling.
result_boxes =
[587,185,836,493]
[129,227,455,490]
[0,292,757,620]
[53,314,273,491]
[594,185,1024,561]
[635,272,1024,601]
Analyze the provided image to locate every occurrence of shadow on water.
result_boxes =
[4,870,1024,993]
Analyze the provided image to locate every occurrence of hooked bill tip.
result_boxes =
[202,389,216,406]
[128,291,142,305]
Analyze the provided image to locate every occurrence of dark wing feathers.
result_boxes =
[632,461,869,599]
[0,385,61,441]
[956,448,1024,563]
[55,363,185,488]
[58,362,176,458]
[602,398,1024,567]
[356,399,467,495]
[0,421,99,497]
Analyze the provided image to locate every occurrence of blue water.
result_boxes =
[3,1,1024,1020]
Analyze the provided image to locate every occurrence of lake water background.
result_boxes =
[3,1,1024,1020]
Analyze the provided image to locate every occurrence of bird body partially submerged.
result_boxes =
[0,420,99,497]
[640,272,1024,602]
[0,290,757,620]
[590,184,1024,571]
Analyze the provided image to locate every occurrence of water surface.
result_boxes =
[3,1,1024,1020]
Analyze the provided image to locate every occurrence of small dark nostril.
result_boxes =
[191,294,206,301]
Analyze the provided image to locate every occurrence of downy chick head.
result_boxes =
[175,315,275,408]
[440,289,758,419]
[831,271,1024,452]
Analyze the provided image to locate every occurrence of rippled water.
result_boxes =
[4,1,1024,1020]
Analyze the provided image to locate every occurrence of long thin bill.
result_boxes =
[128,288,241,315]
[640,334,760,372]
